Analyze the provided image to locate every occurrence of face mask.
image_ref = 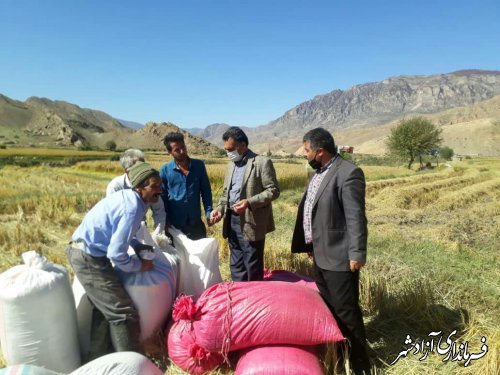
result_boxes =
[227,150,243,162]
[308,151,322,171]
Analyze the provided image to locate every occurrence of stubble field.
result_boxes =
[0,150,498,374]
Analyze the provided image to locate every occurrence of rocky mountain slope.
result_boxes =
[196,70,500,155]
[337,95,500,156]
[0,95,221,154]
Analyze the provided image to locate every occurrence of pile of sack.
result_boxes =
[0,227,344,375]
[167,277,345,375]
[0,224,223,374]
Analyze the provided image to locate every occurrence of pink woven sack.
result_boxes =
[235,345,324,375]
[173,281,344,353]
[167,320,224,375]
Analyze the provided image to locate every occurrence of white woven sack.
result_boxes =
[115,249,178,341]
[167,226,223,300]
[70,351,163,375]
[72,275,93,361]
[0,251,80,373]
[0,364,61,375]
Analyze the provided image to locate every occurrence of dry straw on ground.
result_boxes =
[0,153,498,374]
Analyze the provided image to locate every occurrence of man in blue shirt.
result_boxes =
[160,132,213,240]
[66,162,161,361]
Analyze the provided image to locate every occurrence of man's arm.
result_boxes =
[200,162,213,219]
[341,167,368,265]
[247,157,280,210]
[159,165,171,226]
[107,214,143,273]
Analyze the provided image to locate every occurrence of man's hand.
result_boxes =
[350,260,365,272]
[209,210,222,225]
[140,259,154,272]
[134,243,154,253]
[133,243,155,260]
[232,199,249,215]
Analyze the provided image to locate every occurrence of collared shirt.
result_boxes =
[106,173,166,229]
[303,157,335,244]
[72,189,147,272]
[160,158,212,228]
[228,152,249,207]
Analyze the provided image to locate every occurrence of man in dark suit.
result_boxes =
[210,126,280,281]
[291,128,370,374]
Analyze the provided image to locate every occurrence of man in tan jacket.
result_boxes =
[210,127,280,281]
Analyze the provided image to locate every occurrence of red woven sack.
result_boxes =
[173,281,344,353]
[167,320,224,375]
[235,345,324,375]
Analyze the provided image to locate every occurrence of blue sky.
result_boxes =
[1,0,499,128]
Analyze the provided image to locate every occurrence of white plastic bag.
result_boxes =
[0,251,80,373]
[167,227,223,300]
[70,351,163,375]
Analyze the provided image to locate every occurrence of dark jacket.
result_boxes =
[291,155,368,271]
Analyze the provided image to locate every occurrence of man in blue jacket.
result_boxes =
[160,132,213,240]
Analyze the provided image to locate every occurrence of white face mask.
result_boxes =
[227,150,243,162]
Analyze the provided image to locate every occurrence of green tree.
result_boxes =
[386,117,442,169]
[105,140,117,151]
[266,145,272,157]
[439,146,454,160]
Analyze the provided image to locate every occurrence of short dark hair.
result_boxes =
[163,132,185,152]
[302,128,336,154]
[222,126,249,146]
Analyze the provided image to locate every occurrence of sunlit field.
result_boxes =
[0,150,498,374]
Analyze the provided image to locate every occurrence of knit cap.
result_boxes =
[128,162,158,187]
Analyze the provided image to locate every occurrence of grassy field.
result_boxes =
[0,151,498,374]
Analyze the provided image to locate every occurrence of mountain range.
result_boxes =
[1,70,499,156]
[196,70,500,155]
[0,95,221,155]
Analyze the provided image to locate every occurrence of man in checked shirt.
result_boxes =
[291,127,371,374]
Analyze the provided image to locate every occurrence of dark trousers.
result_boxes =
[228,212,265,281]
[313,262,370,374]
[66,245,141,360]
[179,218,207,241]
